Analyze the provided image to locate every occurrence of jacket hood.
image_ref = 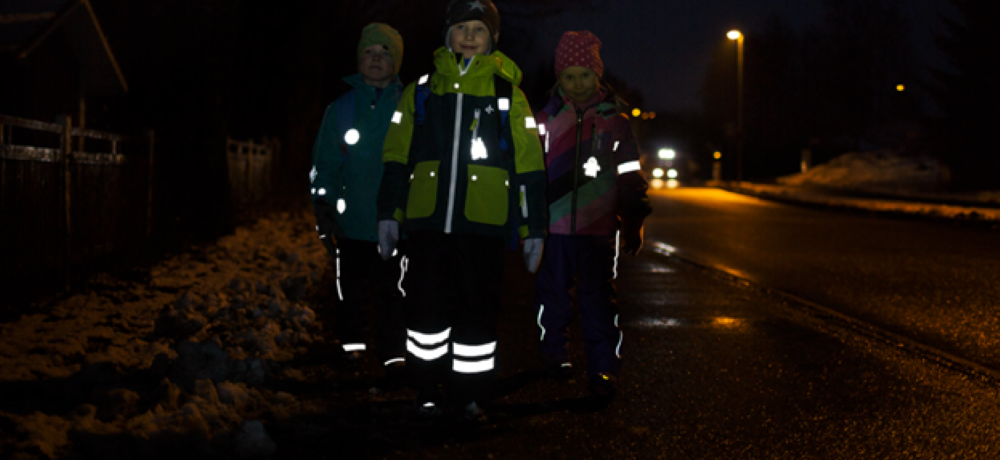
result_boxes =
[432,47,523,86]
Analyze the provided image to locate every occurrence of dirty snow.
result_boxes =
[727,150,1000,221]
[0,210,328,459]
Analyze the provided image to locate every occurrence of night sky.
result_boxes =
[520,0,952,112]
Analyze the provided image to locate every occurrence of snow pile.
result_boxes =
[776,150,1000,206]
[0,210,329,459]
[777,150,949,193]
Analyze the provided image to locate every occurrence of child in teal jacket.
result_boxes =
[309,23,407,383]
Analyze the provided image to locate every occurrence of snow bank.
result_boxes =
[0,210,329,458]
[778,150,949,193]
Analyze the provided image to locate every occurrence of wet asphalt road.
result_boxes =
[271,199,1000,458]
[644,187,1000,373]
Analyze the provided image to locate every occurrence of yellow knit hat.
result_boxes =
[357,23,403,75]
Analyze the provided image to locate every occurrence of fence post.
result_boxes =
[59,115,73,290]
[246,139,254,212]
[147,129,155,238]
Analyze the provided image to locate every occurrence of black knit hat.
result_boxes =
[444,0,500,50]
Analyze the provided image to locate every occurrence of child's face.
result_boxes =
[559,66,599,103]
[449,20,493,59]
[358,44,395,84]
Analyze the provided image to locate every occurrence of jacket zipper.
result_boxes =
[571,107,583,235]
[445,92,465,233]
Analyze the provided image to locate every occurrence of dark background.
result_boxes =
[1,0,997,287]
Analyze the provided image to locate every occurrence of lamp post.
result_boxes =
[727,30,744,182]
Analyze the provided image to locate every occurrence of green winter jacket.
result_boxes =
[377,48,547,241]
[310,73,403,242]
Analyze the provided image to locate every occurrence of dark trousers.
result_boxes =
[534,233,623,377]
[403,231,505,404]
[325,238,406,365]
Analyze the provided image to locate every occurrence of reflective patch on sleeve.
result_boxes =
[392,111,403,124]
[618,160,641,174]
[614,140,620,151]
[498,97,510,111]
[525,117,537,129]
[344,128,360,146]
[538,124,546,136]
[418,74,429,85]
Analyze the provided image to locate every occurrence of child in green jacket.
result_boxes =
[376,0,547,421]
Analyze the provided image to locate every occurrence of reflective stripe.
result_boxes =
[311,187,316,195]
[525,116,537,129]
[407,339,449,361]
[615,314,623,359]
[453,342,496,357]
[392,111,403,124]
[613,230,620,280]
[453,357,494,374]
[407,327,451,346]
[384,357,405,366]
[397,256,408,298]
[318,188,327,196]
[537,304,547,341]
[337,198,346,214]
[614,140,620,151]
[335,248,343,301]
[538,123,546,136]
[343,343,366,352]
[310,166,318,183]
[520,184,528,219]
[418,74,429,85]
[618,160,641,174]
[498,97,510,111]
[444,93,464,234]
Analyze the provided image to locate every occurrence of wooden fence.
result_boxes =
[0,113,153,285]
[226,136,278,217]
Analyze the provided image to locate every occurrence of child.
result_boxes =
[376,0,547,420]
[309,23,407,384]
[533,30,652,405]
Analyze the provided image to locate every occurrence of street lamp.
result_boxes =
[727,30,744,182]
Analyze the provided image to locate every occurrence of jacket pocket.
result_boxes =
[406,160,439,219]
[464,164,509,226]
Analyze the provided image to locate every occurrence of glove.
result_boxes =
[523,237,544,274]
[621,220,643,256]
[313,199,341,255]
[378,219,400,261]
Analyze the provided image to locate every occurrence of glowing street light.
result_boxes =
[658,148,676,160]
[631,108,641,117]
[896,84,905,92]
[713,151,722,160]
[727,29,744,182]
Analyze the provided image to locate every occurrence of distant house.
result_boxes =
[0,0,127,130]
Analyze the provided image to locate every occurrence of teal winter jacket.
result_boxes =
[310,73,403,242]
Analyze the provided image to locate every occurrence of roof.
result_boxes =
[0,0,127,95]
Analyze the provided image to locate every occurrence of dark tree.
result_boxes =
[929,0,1000,189]
[700,0,921,180]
